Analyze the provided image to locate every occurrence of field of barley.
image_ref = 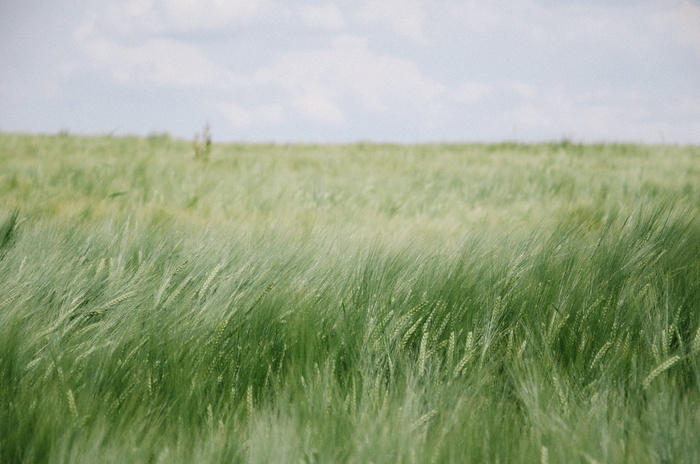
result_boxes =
[0,132,699,463]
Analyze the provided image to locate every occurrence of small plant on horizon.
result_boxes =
[193,121,212,162]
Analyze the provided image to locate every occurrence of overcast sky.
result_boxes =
[1,0,699,144]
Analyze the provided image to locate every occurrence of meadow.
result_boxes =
[0,132,698,463]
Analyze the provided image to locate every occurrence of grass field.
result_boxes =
[1,133,699,463]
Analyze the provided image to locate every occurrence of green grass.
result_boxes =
[1,132,699,463]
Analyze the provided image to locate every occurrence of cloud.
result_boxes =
[648,0,700,55]
[299,4,345,30]
[455,80,536,105]
[250,35,445,120]
[442,0,653,54]
[291,91,346,122]
[76,0,287,40]
[74,20,232,87]
[442,1,503,31]
[131,0,282,33]
[507,87,700,143]
[156,0,285,32]
[501,81,537,99]
[58,0,700,142]
[72,3,445,127]
[455,82,493,104]
[357,0,427,43]
[219,102,284,127]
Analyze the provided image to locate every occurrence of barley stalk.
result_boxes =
[206,403,214,427]
[493,295,503,318]
[363,314,377,348]
[246,384,254,418]
[55,363,66,386]
[401,316,424,349]
[614,332,631,359]
[393,300,428,342]
[418,320,430,376]
[95,257,106,276]
[0,290,20,309]
[67,292,87,313]
[643,355,681,389]
[172,259,189,276]
[411,409,437,432]
[589,340,611,371]
[691,326,700,353]
[245,282,275,314]
[350,379,357,416]
[552,375,568,415]
[198,262,223,299]
[518,340,527,360]
[66,388,79,421]
[650,342,660,363]
[147,371,153,398]
[434,312,450,341]
[368,309,394,350]
[446,331,456,366]
[577,332,588,357]
[118,340,146,367]
[18,256,27,275]
[25,355,44,372]
[162,275,193,308]
[582,453,601,464]
[547,311,569,347]
[453,331,474,377]
[667,324,677,354]
[104,291,135,308]
[153,260,189,305]
[74,344,100,364]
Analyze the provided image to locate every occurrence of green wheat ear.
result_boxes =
[103,291,136,308]
[0,209,19,258]
[643,355,681,389]
[197,262,223,300]
[691,327,700,354]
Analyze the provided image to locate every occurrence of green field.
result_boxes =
[1,133,699,463]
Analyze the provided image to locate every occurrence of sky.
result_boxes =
[1,0,699,144]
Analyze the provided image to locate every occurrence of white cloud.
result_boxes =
[443,0,652,54]
[562,8,642,50]
[506,88,700,143]
[442,1,503,31]
[75,21,231,87]
[501,81,537,99]
[511,104,554,131]
[28,0,699,143]
[156,0,279,31]
[251,35,445,119]
[115,0,164,34]
[455,82,493,104]
[357,0,427,43]
[81,0,285,38]
[291,91,346,122]
[220,102,285,127]
[299,4,345,30]
[455,80,536,104]
[648,0,700,55]
[574,88,644,105]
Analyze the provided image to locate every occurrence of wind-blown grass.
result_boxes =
[0,133,699,462]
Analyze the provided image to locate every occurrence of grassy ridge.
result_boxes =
[0,133,699,462]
